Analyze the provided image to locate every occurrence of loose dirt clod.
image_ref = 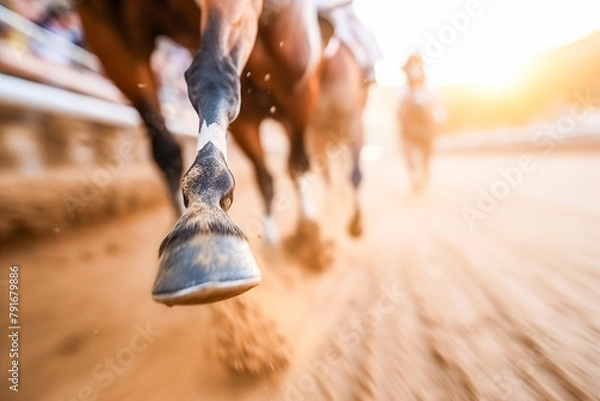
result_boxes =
[208,296,291,377]
[283,219,335,271]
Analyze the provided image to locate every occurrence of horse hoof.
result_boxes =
[348,218,363,237]
[348,210,363,237]
[152,234,261,306]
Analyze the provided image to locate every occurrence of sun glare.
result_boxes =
[438,57,525,92]
[354,0,600,89]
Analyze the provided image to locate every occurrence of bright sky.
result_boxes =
[353,0,600,88]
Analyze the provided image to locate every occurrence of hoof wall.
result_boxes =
[152,235,261,306]
[348,221,363,237]
[348,211,363,238]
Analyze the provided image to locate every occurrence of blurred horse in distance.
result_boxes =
[398,52,444,192]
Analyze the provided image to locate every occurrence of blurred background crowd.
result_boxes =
[0,0,194,118]
[2,0,84,64]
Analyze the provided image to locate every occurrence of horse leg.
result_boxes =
[152,0,263,305]
[422,137,433,188]
[288,128,315,220]
[78,7,183,214]
[284,125,335,270]
[403,137,419,192]
[229,116,278,244]
[412,138,427,193]
[348,114,364,237]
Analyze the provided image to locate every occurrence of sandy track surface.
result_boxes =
[1,149,599,401]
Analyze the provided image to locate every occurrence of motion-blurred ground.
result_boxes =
[1,104,599,400]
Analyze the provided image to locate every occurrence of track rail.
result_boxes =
[0,73,197,137]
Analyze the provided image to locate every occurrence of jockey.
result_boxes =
[318,1,383,84]
[400,52,446,124]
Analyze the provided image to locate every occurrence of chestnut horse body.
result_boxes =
[77,0,351,305]
[232,11,371,245]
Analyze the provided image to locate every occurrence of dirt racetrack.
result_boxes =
[1,138,600,400]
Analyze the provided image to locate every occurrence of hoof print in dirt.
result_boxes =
[283,220,335,271]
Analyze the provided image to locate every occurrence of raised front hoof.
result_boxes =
[153,235,261,306]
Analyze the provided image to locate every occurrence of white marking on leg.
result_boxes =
[263,213,279,245]
[298,174,317,220]
[197,120,228,160]
[323,37,341,59]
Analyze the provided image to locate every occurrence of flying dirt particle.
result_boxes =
[283,220,335,272]
[208,297,291,377]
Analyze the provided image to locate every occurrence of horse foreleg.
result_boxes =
[78,6,183,215]
[152,0,263,305]
[348,115,364,237]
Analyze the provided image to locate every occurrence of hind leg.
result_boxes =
[285,126,334,269]
[229,115,278,244]
[287,126,316,220]
[347,115,364,237]
[402,137,421,192]
[78,6,183,214]
[421,137,433,189]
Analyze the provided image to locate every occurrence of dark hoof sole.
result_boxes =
[153,235,261,306]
